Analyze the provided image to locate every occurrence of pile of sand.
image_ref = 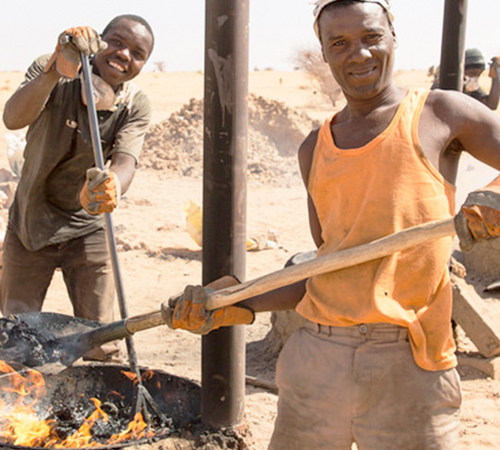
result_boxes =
[140,95,320,185]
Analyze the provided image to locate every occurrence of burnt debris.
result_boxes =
[0,315,62,367]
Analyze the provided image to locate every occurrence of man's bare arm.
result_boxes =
[3,68,60,130]
[299,129,324,248]
[109,152,136,194]
[424,89,500,172]
[239,280,307,313]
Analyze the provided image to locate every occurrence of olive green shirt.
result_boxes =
[8,55,152,251]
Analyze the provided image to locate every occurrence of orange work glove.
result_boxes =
[163,276,255,335]
[43,26,107,79]
[79,167,121,215]
[455,177,500,252]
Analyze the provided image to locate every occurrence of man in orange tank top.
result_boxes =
[166,1,500,449]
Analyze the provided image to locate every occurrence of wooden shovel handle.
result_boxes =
[125,310,165,335]
[205,217,456,310]
[123,217,455,334]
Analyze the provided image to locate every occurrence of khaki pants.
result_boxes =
[0,228,121,361]
[268,321,461,450]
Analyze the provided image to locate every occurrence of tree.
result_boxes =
[153,61,167,72]
[292,47,343,106]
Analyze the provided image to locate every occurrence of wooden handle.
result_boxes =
[118,218,455,333]
[205,217,456,310]
[125,310,165,335]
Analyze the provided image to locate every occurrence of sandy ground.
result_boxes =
[0,69,499,449]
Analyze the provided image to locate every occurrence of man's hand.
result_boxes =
[455,178,500,252]
[79,167,121,215]
[163,276,255,335]
[44,26,107,79]
[489,57,500,79]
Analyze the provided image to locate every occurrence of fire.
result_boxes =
[0,361,155,448]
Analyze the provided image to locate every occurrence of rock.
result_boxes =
[462,238,500,284]
[266,310,305,355]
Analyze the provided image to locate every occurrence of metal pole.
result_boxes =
[438,0,468,91]
[202,0,249,427]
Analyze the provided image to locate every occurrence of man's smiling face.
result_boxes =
[319,2,396,101]
[93,18,153,88]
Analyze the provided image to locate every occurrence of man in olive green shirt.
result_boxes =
[1,15,154,361]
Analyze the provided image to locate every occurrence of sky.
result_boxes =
[1,1,500,73]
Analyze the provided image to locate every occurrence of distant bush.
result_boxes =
[292,47,343,106]
[153,61,167,72]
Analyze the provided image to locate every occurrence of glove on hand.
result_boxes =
[44,26,107,79]
[163,276,255,335]
[81,72,116,111]
[79,167,121,215]
[455,177,500,252]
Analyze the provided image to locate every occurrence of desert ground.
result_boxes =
[0,68,499,449]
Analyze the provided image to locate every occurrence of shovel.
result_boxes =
[0,217,455,370]
[79,53,165,421]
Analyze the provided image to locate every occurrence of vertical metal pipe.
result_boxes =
[438,0,468,91]
[202,0,249,427]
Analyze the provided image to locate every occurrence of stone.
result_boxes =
[451,272,500,358]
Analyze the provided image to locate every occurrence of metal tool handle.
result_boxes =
[80,54,139,369]
[80,53,166,421]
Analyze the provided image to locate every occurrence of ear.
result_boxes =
[391,28,398,48]
[321,43,327,63]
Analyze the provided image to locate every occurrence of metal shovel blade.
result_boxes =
[0,312,101,370]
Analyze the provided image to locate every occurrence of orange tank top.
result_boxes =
[296,89,457,371]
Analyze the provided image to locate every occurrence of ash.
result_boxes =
[0,315,61,367]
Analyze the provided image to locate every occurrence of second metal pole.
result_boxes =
[438,0,469,91]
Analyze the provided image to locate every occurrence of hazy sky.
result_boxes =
[1,1,499,73]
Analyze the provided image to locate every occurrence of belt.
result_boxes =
[304,320,409,342]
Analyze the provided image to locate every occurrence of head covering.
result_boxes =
[313,0,394,38]
[464,48,485,71]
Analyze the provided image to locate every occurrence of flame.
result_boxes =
[121,370,139,385]
[0,361,156,448]
[110,412,149,442]
[141,370,162,390]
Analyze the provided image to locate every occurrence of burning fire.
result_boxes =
[0,360,155,448]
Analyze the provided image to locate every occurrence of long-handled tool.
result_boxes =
[79,53,164,422]
[0,217,456,370]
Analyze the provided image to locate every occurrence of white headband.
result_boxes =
[313,0,394,38]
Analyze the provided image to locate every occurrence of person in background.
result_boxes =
[462,48,500,110]
[1,15,154,362]
[432,47,500,110]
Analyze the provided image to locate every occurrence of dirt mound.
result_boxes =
[139,95,320,185]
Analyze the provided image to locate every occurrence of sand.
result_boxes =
[0,69,499,449]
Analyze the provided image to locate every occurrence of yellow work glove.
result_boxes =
[43,26,107,79]
[455,177,500,252]
[163,276,255,335]
[79,167,121,215]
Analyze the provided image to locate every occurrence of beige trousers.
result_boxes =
[268,321,461,450]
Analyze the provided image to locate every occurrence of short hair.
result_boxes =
[102,14,155,54]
